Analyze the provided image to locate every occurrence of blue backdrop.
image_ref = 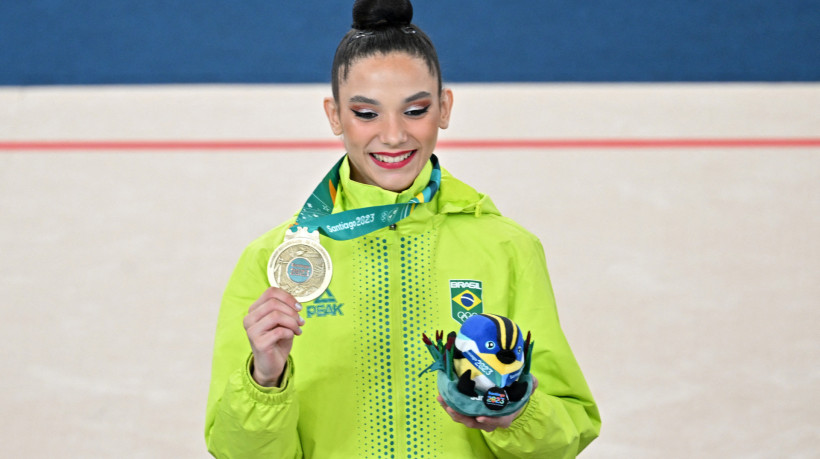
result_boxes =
[1,0,818,85]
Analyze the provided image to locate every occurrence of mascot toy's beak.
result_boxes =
[496,349,517,365]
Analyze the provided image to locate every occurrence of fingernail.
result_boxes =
[294,302,302,311]
[298,315,306,325]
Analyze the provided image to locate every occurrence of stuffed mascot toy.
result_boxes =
[421,313,534,417]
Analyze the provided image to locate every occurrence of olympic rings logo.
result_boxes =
[457,310,477,322]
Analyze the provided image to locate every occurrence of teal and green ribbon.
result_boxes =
[291,154,441,241]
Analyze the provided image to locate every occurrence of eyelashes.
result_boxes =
[351,104,431,120]
[351,109,378,120]
[405,105,430,117]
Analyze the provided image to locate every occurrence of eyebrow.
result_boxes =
[348,91,432,106]
[349,95,379,105]
[404,91,432,103]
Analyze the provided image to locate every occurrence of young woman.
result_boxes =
[205,0,600,457]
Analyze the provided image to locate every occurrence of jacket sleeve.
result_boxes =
[205,241,302,458]
[482,237,601,458]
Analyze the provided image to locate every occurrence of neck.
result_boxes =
[337,157,433,211]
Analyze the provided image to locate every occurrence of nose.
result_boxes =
[380,114,407,146]
[496,349,516,365]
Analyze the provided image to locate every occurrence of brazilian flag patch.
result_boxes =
[450,279,483,324]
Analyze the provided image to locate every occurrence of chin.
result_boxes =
[377,176,415,192]
[368,165,421,192]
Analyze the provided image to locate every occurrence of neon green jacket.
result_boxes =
[206,158,600,458]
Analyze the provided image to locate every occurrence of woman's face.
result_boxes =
[324,52,453,192]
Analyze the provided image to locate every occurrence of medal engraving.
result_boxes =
[267,227,332,303]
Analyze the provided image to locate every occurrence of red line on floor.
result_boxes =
[0,138,819,151]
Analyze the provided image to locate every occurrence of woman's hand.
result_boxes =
[243,287,304,387]
[436,376,539,432]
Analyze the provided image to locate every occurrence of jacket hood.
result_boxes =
[437,169,501,217]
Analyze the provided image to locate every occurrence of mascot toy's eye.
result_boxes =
[420,313,535,418]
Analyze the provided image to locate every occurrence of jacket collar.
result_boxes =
[333,155,500,218]
[335,156,435,212]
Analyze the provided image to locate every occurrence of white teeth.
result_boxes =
[373,151,414,163]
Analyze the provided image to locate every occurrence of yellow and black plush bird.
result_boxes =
[421,314,534,417]
[453,313,529,402]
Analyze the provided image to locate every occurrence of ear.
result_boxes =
[323,97,344,136]
[438,88,454,130]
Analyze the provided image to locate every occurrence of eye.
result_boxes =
[404,104,430,117]
[351,109,377,120]
[485,341,496,350]
[517,346,523,354]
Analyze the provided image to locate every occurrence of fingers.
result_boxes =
[244,289,304,387]
[471,378,538,429]
[249,326,298,353]
[243,289,305,374]
[436,395,499,432]
[245,288,304,334]
[473,415,512,431]
[249,287,301,314]
[437,393,528,432]
[246,302,304,334]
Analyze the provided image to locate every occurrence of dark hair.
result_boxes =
[331,0,442,101]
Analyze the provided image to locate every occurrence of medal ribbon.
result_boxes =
[291,154,441,241]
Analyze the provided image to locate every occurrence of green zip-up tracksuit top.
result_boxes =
[206,158,600,458]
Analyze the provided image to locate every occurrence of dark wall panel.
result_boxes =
[1,0,818,85]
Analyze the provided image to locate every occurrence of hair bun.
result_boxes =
[352,0,413,29]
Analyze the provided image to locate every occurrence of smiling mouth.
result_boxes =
[371,150,416,164]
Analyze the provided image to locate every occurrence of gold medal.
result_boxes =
[267,227,333,303]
